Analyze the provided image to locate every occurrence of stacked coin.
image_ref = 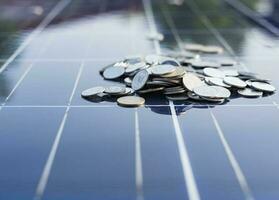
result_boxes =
[82,50,276,107]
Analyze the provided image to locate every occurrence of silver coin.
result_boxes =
[137,87,165,94]
[124,87,135,95]
[114,61,128,68]
[103,66,125,79]
[193,85,231,99]
[125,62,146,74]
[205,77,231,88]
[191,61,206,69]
[223,77,247,88]
[203,68,225,78]
[161,67,186,78]
[117,96,145,107]
[124,56,142,65]
[160,58,180,66]
[132,70,149,91]
[164,89,186,95]
[184,43,204,52]
[201,97,225,103]
[223,69,239,77]
[104,86,126,95]
[81,86,105,98]
[146,80,174,87]
[166,94,189,101]
[251,82,276,92]
[124,77,132,86]
[237,88,263,97]
[151,64,176,75]
[182,73,203,91]
[191,60,220,69]
[187,91,203,101]
[201,45,223,54]
[99,63,112,74]
[145,54,162,65]
[164,86,185,91]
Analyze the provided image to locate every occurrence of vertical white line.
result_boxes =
[67,63,84,106]
[169,101,200,200]
[1,64,33,105]
[34,1,107,199]
[209,111,254,200]
[34,63,84,200]
[186,0,249,72]
[170,1,255,198]
[0,0,71,74]
[135,109,144,200]
[142,0,200,199]
[142,0,161,55]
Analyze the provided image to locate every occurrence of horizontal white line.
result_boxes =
[1,104,277,108]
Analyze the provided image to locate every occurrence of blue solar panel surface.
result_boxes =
[0,0,279,199]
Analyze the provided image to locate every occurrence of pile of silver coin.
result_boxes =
[81,44,276,107]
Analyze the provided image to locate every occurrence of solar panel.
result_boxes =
[0,0,279,199]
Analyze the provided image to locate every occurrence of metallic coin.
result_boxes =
[117,96,145,107]
[160,58,180,66]
[246,80,253,87]
[223,77,247,88]
[184,43,204,52]
[99,63,116,75]
[193,85,231,99]
[124,77,132,86]
[251,82,276,92]
[114,61,128,68]
[201,45,223,54]
[132,70,149,91]
[124,56,142,65]
[201,97,225,103]
[182,73,203,91]
[246,79,271,87]
[164,86,185,91]
[205,77,231,88]
[166,94,189,101]
[151,64,176,75]
[161,67,186,78]
[146,80,174,87]
[187,91,203,101]
[103,66,125,79]
[125,87,135,95]
[137,87,165,94]
[191,60,220,69]
[125,62,146,74]
[203,68,225,78]
[223,69,239,77]
[104,86,126,95]
[164,89,186,95]
[81,86,105,98]
[237,88,263,97]
[145,54,161,65]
